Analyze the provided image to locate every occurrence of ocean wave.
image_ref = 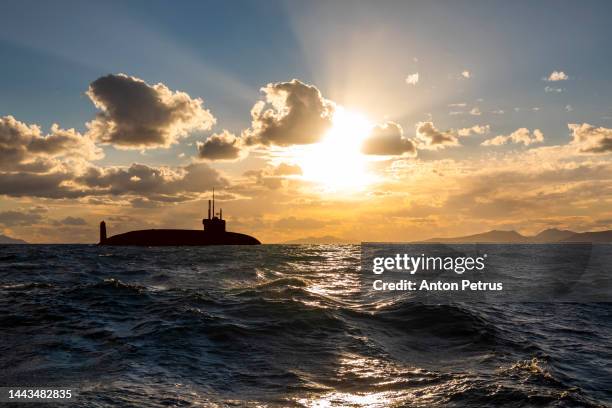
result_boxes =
[0,245,609,406]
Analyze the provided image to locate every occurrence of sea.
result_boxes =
[0,244,610,407]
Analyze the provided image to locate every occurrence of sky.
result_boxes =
[1,0,612,243]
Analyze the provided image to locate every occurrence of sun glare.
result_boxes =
[290,107,376,191]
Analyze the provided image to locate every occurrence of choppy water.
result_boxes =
[0,244,611,407]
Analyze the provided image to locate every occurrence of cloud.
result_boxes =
[565,105,574,112]
[243,169,284,190]
[361,122,417,156]
[469,107,481,116]
[545,86,563,93]
[243,79,335,146]
[197,130,245,161]
[0,115,102,171]
[86,74,215,149]
[457,124,490,137]
[545,71,569,81]
[448,103,467,108]
[273,216,328,231]
[461,70,471,79]
[405,73,419,85]
[273,163,302,176]
[482,128,544,146]
[0,172,85,199]
[568,123,612,153]
[415,121,459,150]
[55,216,87,226]
[242,162,303,190]
[0,210,43,227]
[78,162,227,200]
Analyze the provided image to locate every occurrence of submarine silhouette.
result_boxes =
[98,191,260,246]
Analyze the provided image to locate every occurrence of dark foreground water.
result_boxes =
[0,245,610,407]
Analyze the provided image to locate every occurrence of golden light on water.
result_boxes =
[291,107,378,191]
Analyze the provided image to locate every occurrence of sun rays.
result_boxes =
[288,107,378,191]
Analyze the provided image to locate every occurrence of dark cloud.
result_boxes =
[0,115,101,171]
[415,121,459,150]
[0,161,227,202]
[86,74,215,149]
[569,123,612,153]
[361,121,417,156]
[130,197,163,208]
[243,79,335,146]
[77,162,228,200]
[197,130,244,161]
[0,172,87,198]
[58,216,87,226]
[0,210,43,227]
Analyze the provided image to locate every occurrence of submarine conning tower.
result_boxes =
[203,189,226,233]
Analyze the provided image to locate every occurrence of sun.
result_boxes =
[289,107,376,191]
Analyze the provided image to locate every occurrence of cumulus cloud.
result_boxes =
[243,79,335,146]
[0,115,102,171]
[461,70,471,79]
[86,74,215,149]
[0,160,227,201]
[0,172,85,199]
[545,71,569,81]
[405,73,419,85]
[78,162,227,200]
[457,124,490,137]
[481,128,544,146]
[415,121,459,150]
[197,130,245,161]
[361,122,417,156]
[568,123,612,153]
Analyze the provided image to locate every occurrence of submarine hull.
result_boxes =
[99,229,260,246]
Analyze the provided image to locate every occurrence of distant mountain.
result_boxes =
[0,234,28,244]
[282,235,352,244]
[531,228,576,243]
[425,230,528,243]
[423,228,612,243]
[560,230,612,243]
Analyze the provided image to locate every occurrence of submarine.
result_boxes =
[98,191,260,246]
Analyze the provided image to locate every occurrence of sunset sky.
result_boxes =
[1,0,612,243]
